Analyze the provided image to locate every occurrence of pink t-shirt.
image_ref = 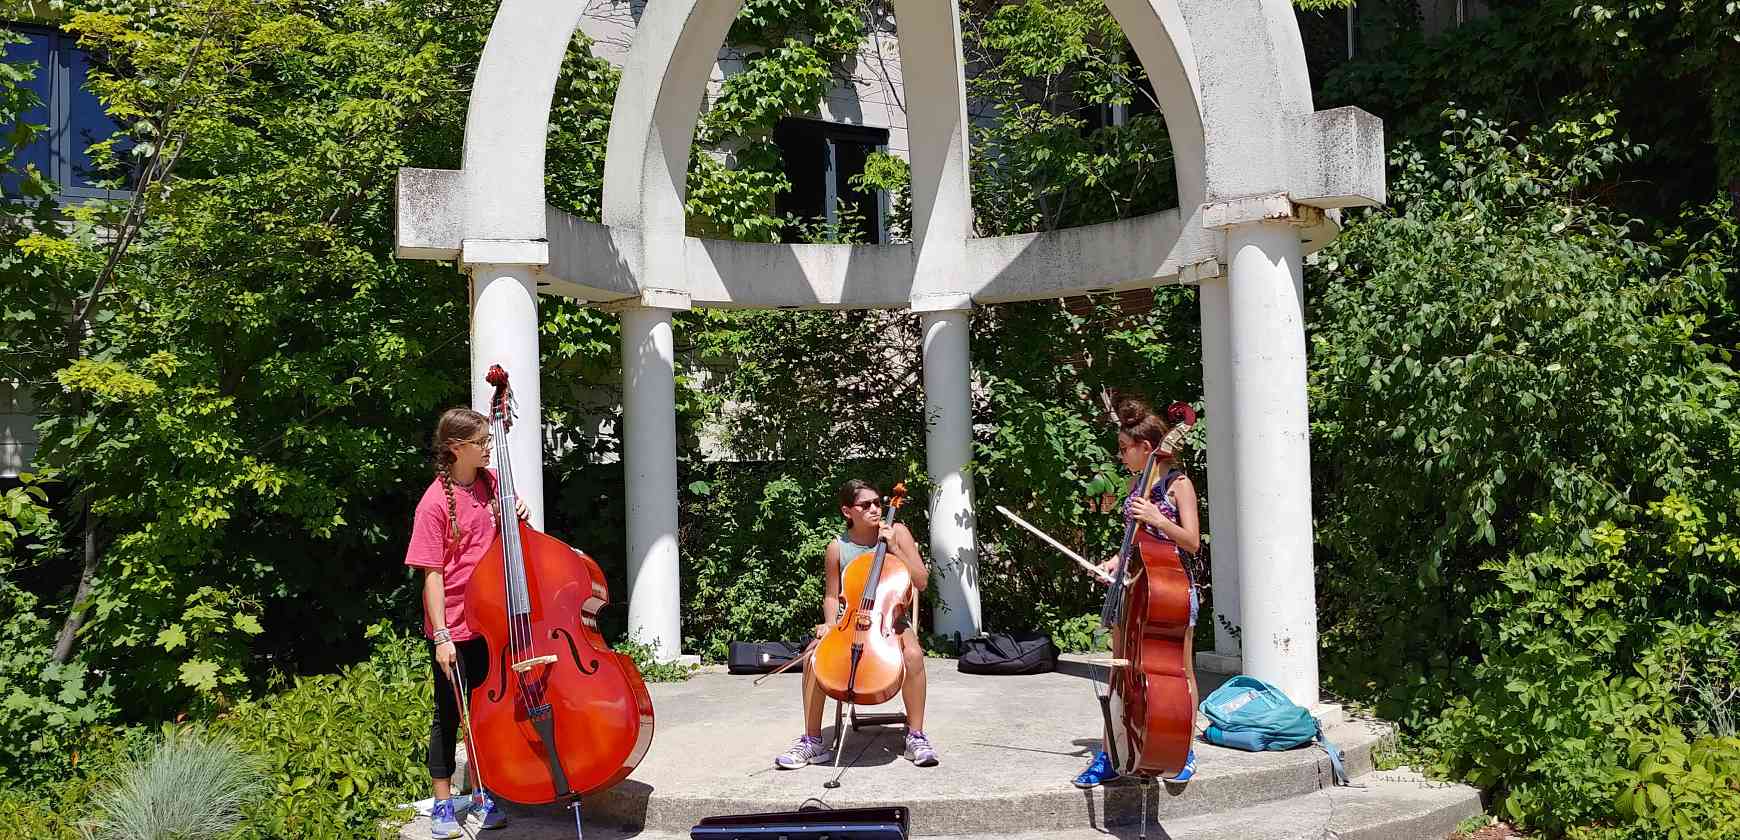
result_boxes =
[404,470,499,641]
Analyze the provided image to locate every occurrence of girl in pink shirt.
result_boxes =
[404,407,525,836]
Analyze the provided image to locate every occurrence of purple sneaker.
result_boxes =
[471,789,507,830]
[430,798,461,839]
[904,729,939,767]
[775,734,833,769]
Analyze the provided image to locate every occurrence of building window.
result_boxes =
[1079,47,1160,136]
[0,379,36,479]
[773,118,889,245]
[3,23,130,199]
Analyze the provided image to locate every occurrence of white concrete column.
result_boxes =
[620,306,683,661]
[1224,220,1318,707]
[1197,274,1242,667]
[469,263,544,531]
[921,309,981,640]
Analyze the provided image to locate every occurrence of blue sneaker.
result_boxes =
[1164,748,1197,784]
[430,798,461,839]
[1072,750,1120,788]
[472,790,508,830]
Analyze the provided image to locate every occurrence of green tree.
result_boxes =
[962,0,1175,235]
[1309,111,1740,835]
[7,0,499,720]
[1318,0,1740,220]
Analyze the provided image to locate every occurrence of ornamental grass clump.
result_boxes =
[80,729,265,840]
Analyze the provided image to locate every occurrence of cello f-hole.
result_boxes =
[487,641,511,703]
[550,627,600,675]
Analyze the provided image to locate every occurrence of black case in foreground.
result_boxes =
[726,640,809,674]
[691,806,909,840]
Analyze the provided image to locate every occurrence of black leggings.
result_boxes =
[428,637,491,779]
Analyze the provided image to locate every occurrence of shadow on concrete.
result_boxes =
[823,722,904,770]
[1051,658,1233,699]
[1082,780,1175,835]
[967,739,1094,760]
[1055,656,1114,682]
[564,778,654,831]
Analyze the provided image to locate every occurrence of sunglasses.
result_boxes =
[849,499,881,511]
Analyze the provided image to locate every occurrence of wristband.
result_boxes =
[432,628,452,644]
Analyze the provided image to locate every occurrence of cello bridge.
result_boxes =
[511,654,560,673]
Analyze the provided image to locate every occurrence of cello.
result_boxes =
[811,483,912,708]
[1099,406,1196,779]
[463,365,654,806]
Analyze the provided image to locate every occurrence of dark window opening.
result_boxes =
[1083,53,1160,134]
[773,118,889,244]
[3,23,132,199]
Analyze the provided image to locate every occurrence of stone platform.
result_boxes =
[400,657,1480,839]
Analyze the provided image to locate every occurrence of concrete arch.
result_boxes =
[461,0,593,245]
[393,0,1387,679]
[592,0,1220,309]
[398,0,1382,303]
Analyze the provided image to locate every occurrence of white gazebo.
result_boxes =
[396,0,1384,707]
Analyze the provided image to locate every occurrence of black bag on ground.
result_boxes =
[956,631,1058,675]
[692,806,909,839]
[727,640,809,674]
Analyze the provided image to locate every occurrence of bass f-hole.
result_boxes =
[550,627,601,675]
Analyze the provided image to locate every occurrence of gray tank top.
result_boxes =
[834,532,880,591]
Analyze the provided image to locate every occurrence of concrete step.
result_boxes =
[401,767,1481,840]
[419,715,1392,836]
[397,659,1463,838]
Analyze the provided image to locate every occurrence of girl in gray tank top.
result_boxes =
[772,479,935,771]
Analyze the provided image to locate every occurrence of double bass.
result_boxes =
[463,365,654,805]
[811,483,912,707]
[1099,419,1195,778]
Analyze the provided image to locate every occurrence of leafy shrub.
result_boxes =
[1608,729,1740,839]
[1311,111,1740,836]
[0,581,117,789]
[0,727,143,840]
[1044,613,1106,654]
[0,789,80,839]
[617,634,698,683]
[214,624,430,839]
[82,727,266,840]
[678,466,861,662]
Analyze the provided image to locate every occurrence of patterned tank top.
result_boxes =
[1123,468,1200,582]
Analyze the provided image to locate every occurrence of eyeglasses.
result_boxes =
[462,435,493,449]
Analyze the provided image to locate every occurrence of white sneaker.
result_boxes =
[774,734,833,769]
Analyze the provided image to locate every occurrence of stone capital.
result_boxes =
[1201,193,1327,230]
[461,238,550,268]
[910,291,975,313]
[598,292,691,314]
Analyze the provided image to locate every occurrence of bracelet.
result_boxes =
[432,628,452,644]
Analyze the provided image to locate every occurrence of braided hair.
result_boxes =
[432,407,489,543]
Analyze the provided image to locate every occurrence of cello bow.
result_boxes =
[993,505,1114,584]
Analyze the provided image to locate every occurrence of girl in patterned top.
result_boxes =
[1073,397,1203,789]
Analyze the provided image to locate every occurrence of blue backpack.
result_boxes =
[1199,675,1349,785]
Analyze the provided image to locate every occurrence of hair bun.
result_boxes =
[1115,397,1153,428]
